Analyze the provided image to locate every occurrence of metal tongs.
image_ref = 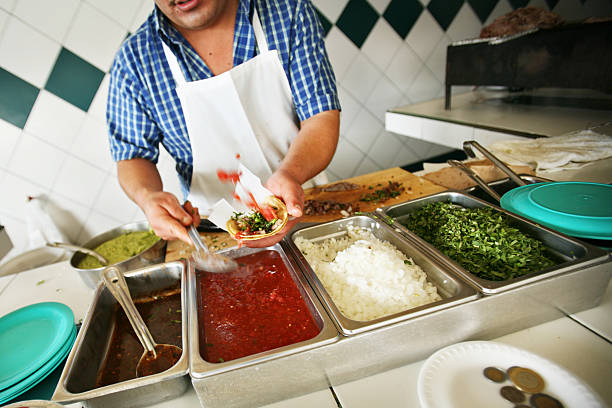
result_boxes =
[187,225,237,273]
[462,140,527,187]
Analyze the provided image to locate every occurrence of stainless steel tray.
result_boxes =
[463,174,550,205]
[52,261,189,408]
[379,191,610,294]
[285,214,479,335]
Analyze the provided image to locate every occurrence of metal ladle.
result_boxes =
[101,266,182,378]
[46,242,108,265]
[187,225,238,273]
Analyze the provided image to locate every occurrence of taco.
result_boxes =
[226,196,288,240]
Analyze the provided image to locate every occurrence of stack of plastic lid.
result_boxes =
[0,302,76,405]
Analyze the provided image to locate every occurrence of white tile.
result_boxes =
[418,0,431,5]
[407,66,442,103]
[553,0,588,20]
[64,2,128,72]
[0,213,29,262]
[77,210,123,244]
[583,0,612,17]
[13,0,79,43]
[424,142,454,159]
[337,85,361,137]
[344,107,383,153]
[130,0,154,33]
[7,132,66,188]
[53,156,107,208]
[0,173,50,221]
[527,0,549,13]
[93,174,139,223]
[361,18,403,72]
[0,0,15,13]
[447,2,482,42]
[364,75,403,123]
[85,0,142,30]
[324,27,359,82]
[0,16,61,88]
[425,34,450,84]
[405,9,444,62]
[402,136,435,159]
[157,148,184,201]
[0,8,8,33]
[484,0,513,26]
[368,0,391,15]
[0,119,21,169]
[354,156,382,176]
[328,137,364,179]
[324,168,340,183]
[311,0,348,23]
[44,192,91,244]
[391,143,420,167]
[88,74,109,122]
[340,54,382,104]
[368,130,405,169]
[385,43,423,94]
[24,90,86,151]
[71,115,113,172]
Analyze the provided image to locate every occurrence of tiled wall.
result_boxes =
[0,0,610,257]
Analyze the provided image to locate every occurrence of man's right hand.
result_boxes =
[141,193,200,245]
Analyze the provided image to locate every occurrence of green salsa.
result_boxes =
[77,230,160,269]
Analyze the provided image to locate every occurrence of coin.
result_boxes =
[483,366,507,383]
[508,366,545,393]
[530,392,564,408]
[500,385,526,403]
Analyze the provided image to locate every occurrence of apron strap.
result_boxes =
[251,7,269,53]
[161,40,187,86]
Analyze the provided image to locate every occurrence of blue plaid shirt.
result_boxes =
[107,0,340,198]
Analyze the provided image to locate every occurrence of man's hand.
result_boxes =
[141,194,200,244]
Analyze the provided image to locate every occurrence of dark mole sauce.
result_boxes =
[197,250,321,363]
[95,289,182,387]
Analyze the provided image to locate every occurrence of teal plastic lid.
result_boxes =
[0,302,74,391]
[500,182,612,240]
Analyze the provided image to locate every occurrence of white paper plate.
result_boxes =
[417,341,604,408]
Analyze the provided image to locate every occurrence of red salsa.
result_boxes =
[197,250,321,363]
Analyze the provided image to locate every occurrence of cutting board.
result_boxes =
[301,167,446,223]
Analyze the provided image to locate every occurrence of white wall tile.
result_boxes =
[0,16,60,88]
[385,43,422,94]
[0,212,28,260]
[53,156,106,208]
[0,119,20,169]
[583,0,612,17]
[340,54,382,105]
[328,137,364,179]
[45,192,91,244]
[406,10,444,62]
[0,0,15,13]
[425,142,454,159]
[368,130,405,169]
[553,0,588,20]
[402,136,435,159]
[7,132,66,188]
[354,156,382,176]
[14,0,79,43]
[447,2,482,42]
[365,75,403,123]
[407,66,442,103]
[324,27,359,82]
[368,0,391,15]
[88,74,109,122]
[130,0,154,33]
[93,174,139,223]
[70,115,114,172]
[337,85,361,136]
[0,173,50,221]
[77,209,123,244]
[24,91,85,151]
[0,8,8,34]
[361,18,403,72]
[485,0,513,26]
[391,144,420,167]
[311,0,348,23]
[63,2,127,72]
[86,0,142,30]
[345,107,383,153]
[425,35,450,84]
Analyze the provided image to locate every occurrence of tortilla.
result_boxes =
[226,196,288,241]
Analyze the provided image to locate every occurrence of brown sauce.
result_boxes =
[95,289,182,387]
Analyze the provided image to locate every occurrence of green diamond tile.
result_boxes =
[0,68,39,129]
[383,0,423,39]
[336,0,379,48]
[45,48,105,112]
[468,0,499,23]
[508,0,529,8]
[428,0,464,31]
[314,7,333,37]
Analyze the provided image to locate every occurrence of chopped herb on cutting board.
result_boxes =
[401,202,555,281]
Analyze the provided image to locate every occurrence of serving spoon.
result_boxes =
[187,224,238,273]
[101,266,182,377]
[46,242,108,265]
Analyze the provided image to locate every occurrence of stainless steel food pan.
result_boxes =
[286,214,479,335]
[463,174,551,205]
[70,221,167,289]
[52,261,189,408]
[379,191,610,294]
[188,244,339,407]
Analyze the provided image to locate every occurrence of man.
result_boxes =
[107,0,340,247]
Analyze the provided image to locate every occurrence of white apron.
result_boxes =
[161,8,306,212]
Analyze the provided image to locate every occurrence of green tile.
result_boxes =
[428,0,464,31]
[468,0,499,23]
[383,0,423,39]
[314,7,332,37]
[0,68,39,129]
[45,48,105,112]
[337,0,379,48]
[508,0,529,8]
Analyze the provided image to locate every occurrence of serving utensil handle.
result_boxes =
[463,140,527,187]
[448,159,502,202]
